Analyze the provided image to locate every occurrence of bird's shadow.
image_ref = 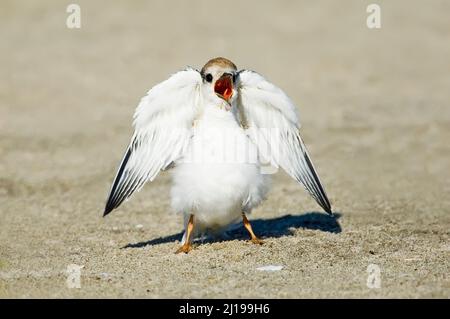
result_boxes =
[122,212,341,249]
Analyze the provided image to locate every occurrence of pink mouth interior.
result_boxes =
[214,76,233,100]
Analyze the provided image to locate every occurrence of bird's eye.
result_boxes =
[205,73,213,83]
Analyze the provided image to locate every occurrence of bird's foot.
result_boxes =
[250,237,264,245]
[175,243,193,254]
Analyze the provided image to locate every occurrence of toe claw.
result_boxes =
[175,244,192,254]
[251,238,264,245]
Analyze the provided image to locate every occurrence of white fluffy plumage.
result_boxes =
[104,57,331,250]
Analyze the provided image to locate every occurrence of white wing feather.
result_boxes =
[238,70,332,214]
[104,68,201,215]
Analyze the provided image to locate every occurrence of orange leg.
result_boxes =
[242,213,264,245]
[176,214,194,254]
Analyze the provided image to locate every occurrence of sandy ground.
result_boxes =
[0,0,449,298]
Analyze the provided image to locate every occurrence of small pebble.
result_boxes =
[256,265,283,271]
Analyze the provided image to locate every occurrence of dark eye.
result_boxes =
[205,73,213,83]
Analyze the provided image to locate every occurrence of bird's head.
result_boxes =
[200,57,238,110]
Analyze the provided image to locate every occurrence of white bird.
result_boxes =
[104,57,332,253]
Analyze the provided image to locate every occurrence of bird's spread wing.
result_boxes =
[104,68,202,216]
[237,70,332,214]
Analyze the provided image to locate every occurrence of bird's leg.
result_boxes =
[242,213,264,245]
[176,214,194,254]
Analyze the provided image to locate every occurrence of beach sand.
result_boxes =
[0,0,449,298]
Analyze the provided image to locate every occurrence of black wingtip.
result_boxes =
[103,189,117,217]
[103,147,133,218]
[103,206,112,217]
[103,198,116,216]
[103,187,122,217]
[320,195,333,216]
[300,142,333,217]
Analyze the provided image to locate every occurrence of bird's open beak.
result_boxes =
[214,73,233,103]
